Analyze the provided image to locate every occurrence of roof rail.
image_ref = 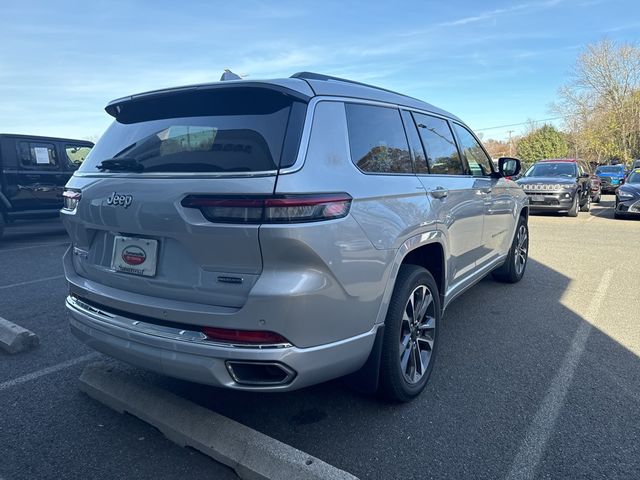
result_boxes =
[290,71,416,101]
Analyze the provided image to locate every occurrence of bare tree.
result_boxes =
[555,39,640,162]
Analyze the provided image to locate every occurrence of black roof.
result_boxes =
[105,72,460,122]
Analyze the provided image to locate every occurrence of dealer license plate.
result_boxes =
[111,236,158,277]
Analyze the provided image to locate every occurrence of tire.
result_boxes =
[593,194,601,204]
[614,200,622,219]
[580,193,590,212]
[492,216,529,283]
[567,194,579,217]
[379,265,440,402]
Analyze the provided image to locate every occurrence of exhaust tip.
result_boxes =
[226,361,296,386]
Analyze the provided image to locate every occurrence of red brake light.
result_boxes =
[202,327,289,345]
[182,193,352,224]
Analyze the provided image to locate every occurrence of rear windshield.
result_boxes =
[80,87,306,174]
[596,166,623,173]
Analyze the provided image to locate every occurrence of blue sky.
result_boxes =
[1,0,638,142]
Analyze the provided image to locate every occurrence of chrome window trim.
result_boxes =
[73,170,279,179]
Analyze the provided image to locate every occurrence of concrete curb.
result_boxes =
[79,362,359,480]
[0,316,39,354]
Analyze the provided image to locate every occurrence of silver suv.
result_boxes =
[62,73,528,401]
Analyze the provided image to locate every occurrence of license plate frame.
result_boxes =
[111,236,159,277]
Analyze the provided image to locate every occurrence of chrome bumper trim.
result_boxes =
[66,295,292,350]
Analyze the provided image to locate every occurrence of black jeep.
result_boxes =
[0,134,93,239]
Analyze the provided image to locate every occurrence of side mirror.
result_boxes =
[497,157,521,178]
[580,172,590,178]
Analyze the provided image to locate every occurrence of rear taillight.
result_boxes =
[202,327,290,345]
[182,193,352,224]
[62,189,81,211]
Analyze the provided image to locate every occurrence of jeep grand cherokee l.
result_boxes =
[62,72,529,402]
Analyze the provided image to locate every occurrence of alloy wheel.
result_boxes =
[514,224,528,276]
[399,285,436,384]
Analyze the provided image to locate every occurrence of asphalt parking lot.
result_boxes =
[1,197,639,480]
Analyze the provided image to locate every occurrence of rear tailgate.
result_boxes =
[63,84,308,309]
[64,175,275,308]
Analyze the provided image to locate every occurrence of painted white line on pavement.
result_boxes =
[0,242,69,253]
[505,269,613,480]
[0,353,99,392]
[0,275,65,291]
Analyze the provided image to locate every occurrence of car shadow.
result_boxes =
[129,258,640,480]
[590,194,640,221]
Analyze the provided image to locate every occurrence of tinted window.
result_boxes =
[452,123,492,176]
[18,142,59,169]
[345,104,412,174]
[401,110,428,174]
[65,145,92,167]
[412,113,464,175]
[80,88,305,173]
[627,171,640,183]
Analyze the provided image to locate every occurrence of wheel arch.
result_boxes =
[374,231,448,327]
[352,232,446,394]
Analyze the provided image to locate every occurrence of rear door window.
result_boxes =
[80,88,306,174]
[412,113,464,175]
[401,110,429,174]
[345,103,412,174]
[18,142,60,170]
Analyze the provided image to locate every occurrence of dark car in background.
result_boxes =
[0,134,93,239]
[517,159,591,217]
[589,173,602,203]
[595,164,626,193]
[615,169,640,219]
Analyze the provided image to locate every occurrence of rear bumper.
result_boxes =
[67,294,376,391]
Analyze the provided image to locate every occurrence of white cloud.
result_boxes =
[437,0,563,27]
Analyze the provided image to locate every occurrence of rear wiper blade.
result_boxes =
[96,157,144,172]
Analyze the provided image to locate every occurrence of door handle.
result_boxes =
[430,187,448,199]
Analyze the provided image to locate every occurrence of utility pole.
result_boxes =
[507,130,515,156]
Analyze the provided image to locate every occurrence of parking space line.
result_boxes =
[0,275,65,291]
[0,353,99,393]
[0,242,69,253]
[505,269,613,480]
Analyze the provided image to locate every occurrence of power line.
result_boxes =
[475,116,565,132]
